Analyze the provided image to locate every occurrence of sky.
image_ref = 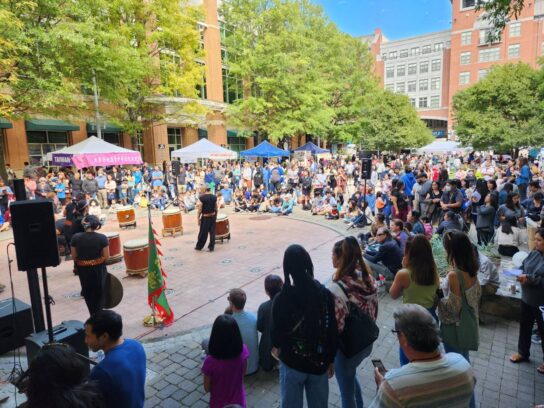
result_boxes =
[311,0,453,40]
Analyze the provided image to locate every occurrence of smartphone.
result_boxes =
[436,288,444,299]
[372,359,387,376]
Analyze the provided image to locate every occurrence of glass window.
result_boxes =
[389,51,397,59]
[419,79,429,91]
[430,95,440,108]
[135,131,144,156]
[407,81,417,92]
[461,0,475,9]
[386,66,395,78]
[87,132,120,146]
[407,63,417,75]
[422,45,432,54]
[419,97,428,108]
[420,61,429,74]
[431,77,440,90]
[431,59,441,72]
[479,29,497,45]
[508,44,521,59]
[479,47,500,62]
[434,43,444,52]
[396,82,406,93]
[410,98,417,107]
[509,22,521,37]
[397,65,406,76]
[385,83,394,91]
[459,71,470,85]
[460,51,471,65]
[27,131,69,165]
[461,31,472,46]
[411,47,420,56]
[167,127,182,153]
[382,53,387,61]
[478,69,489,80]
[400,49,409,58]
[227,136,246,153]
[222,68,242,104]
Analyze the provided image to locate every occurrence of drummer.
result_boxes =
[195,184,218,252]
[71,215,110,316]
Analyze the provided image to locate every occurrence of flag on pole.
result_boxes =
[147,215,174,326]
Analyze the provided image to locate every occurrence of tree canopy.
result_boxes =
[475,0,525,41]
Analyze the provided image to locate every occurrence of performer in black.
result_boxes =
[71,215,110,316]
[195,184,218,252]
[63,193,86,261]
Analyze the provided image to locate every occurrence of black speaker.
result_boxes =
[0,298,33,355]
[361,158,372,180]
[10,200,60,271]
[172,160,181,176]
[12,179,26,201]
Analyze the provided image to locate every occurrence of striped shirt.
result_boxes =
[369,353,475,408]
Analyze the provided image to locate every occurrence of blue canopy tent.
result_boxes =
[294,141,329,154]
[240,140,290,158]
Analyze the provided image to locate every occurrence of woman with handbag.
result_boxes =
[437,230,481,408]
[327,237,378,408]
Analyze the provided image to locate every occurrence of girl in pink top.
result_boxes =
[202,314,249,408]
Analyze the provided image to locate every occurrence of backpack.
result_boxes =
[253,170,263,185]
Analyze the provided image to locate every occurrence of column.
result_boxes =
[4,120,29,172]
[203,0,224,103]
[206,111,227,146]
[183,127,199,146]
[71,122,88,144]
[143,122,169,165]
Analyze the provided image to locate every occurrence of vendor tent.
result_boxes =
[417,140,471,154]
[293,142,329,154]
[240,140,290,158]
[170,138,237,162]
[48,136,143,168]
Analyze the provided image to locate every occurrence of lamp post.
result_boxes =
[92,69,102,139]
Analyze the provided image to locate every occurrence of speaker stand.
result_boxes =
[40,267,54,342]
[26,269,45,332]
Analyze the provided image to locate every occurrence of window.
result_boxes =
[407,81,417,92]
[431,77,440,90]
[508,44,521,59]
[411,47,420,56]
[479,29,499,45]
[420,61,429,73]
[134,131,144,156]
[396,82,406,93]
[389,51,397,59]
[419,79,429,91]
[419,97,428,108]
[459,71,470,85]
[27,131,68,166]
[222,68,242,104]
[228,136,247,153]
[478,69,489,80]
[509,22,521,37]
[408,63,417,75]
[431,59,441,72]
[410,98,417,107]
[422,45,432,54]
[87,132,120,146]
[461,0,476,9]
[461,31,472,46]
[434,43,444,52]
[385,83,394,91]
[167,127,182,156]
[397,65,406,76]
[460,51,471,65]
[386,66,394,78]
[430,95,440,108]
[382,53,387,61]
[400,49,409,58]
[479,47,500,62]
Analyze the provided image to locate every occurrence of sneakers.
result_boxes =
[531,334,542,345]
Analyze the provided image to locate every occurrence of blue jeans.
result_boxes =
[279,362,329,408]
[335,344,373,408]
[444,343,475,408]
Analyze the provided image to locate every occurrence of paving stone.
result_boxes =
[160,397,179,408]
[181,390,202,406]
[156,384,178,400]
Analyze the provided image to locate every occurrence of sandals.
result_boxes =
[538,363,544,374]
[510,353,529,363]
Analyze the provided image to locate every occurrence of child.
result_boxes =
[375,191,385,214]
[202,314,249,408]
[421,215,433,239]
[88,198,106,225]
[120,178,129,205]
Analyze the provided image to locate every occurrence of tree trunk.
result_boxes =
[0,131,9,182]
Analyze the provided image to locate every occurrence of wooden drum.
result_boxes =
[123,238,149,277]
[162,207,183,237]
[215,213,230,243]
[116,205,136,228]
[104,232,123,265]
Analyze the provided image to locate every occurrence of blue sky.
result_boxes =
[311,0,452,39]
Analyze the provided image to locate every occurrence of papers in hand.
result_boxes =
[503,269,522,277]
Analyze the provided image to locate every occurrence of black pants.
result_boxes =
[518,300,544,360]
[77,266,106,316]
[196,216,216,250]
[498,245,519,257]
[477,228,494,246]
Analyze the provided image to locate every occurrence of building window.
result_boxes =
[408,63,417,75]
[422,45,432,54]
[460,51,471,65]
[461,0,476,9]
[397,65,406,76]
[430,77,440,90]
[459,71,471,85]
[167,127,182,156]
[478,69,489,80]
[419,97,428,108]
[410,98,417,107]
[134,131,144,156]
[431,59,441,72]
[385,83,394,91]
[434,42,444,52]
[419,79,429,91]
[430,95,440,108]
[27,131,69,166]
[509,22,521,37]
[420,61,429,74]
[389,51,397,59]
[461,31,472,46]
[479,47,500,62]
[386,66,394,78]
[479,29,499,45]
[87,132,120,146]
[227,135,246,153]
[222,68,242,104]
[508,44,521,59]
[396,82,406,93]
[400,49,409,58]
[411,47,420,56]
[382,53,387,61]
[407,81,417,93]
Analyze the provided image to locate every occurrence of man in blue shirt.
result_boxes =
[95,168,107,208]
[85,310,146,408]
[228,288,259,375]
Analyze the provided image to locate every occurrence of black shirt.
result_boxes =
[71,232,108,260]
[199,193,217,214]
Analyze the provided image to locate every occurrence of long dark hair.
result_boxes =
[505,192,519,210]
[405,235,438,286]
[333,237,371,282]
[501,215,517,234]
[443,231,479,277]
[208,314,243,359]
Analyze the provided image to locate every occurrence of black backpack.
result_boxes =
[253,170,263,185]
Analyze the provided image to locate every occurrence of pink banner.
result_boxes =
[71,152,143,169]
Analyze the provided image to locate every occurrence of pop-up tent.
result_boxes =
[417,140,471,154]
[170,138,237,162]
[49,136,142,168]
[240,140,290,158]
[294,142,329,154]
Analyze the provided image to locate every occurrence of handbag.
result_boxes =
[440,268,479,351]
[336,281,379,358]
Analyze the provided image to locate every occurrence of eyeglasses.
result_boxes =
[376,233,385,237]
[391,329,400,335]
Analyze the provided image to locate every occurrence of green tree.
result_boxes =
[475,0,525,41]
[453,63,543,151]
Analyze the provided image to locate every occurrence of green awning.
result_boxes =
[227,129,238,138]
[25,119,80,132]
[0,118,12,129]
[86,122,123,133]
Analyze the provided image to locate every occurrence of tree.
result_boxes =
[475,0,525,41]
[453,63,543,151]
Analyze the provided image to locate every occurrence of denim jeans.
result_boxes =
[443,343,475,408]
[335,344,373,408]
[279,362,329,408]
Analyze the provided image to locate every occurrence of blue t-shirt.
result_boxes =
[220,188,233,203]
[133,170,142,185]
[55,182,66,199]
[151,171,163,187]
[89,339,146,408]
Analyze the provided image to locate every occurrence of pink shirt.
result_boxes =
[202,345,249,408]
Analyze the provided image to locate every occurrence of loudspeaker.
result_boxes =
[361,158,372,180]
[0,298,33,355]
[10,200,60,271]
[12,179,26,201]
[25,320,88,367]
[172,160,181,177]
[357,150,371,160]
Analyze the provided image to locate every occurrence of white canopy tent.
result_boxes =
[171,138,237,162]
[417,140,471,154]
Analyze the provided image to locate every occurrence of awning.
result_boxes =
[25,119,80,132]
[86,122,123,133]
[0,118,12,129]
[227,129,238,138]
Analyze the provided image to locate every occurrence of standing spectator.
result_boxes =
[69,172,83,197]
[0,179,12,214]
[425,180,443,225]
[390,180,409,222]
[95,169,108,208]
[272,244,338,408]
[82,172,98,200]
[475,193,496,246]
[516,157,531,201]
[111,167,123,199]
[53,177,66,206]
[105,175,117,207]
[440,179,464,216]
[400,166,416,200]
[151,166,164,193]
[257,275,284,372]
